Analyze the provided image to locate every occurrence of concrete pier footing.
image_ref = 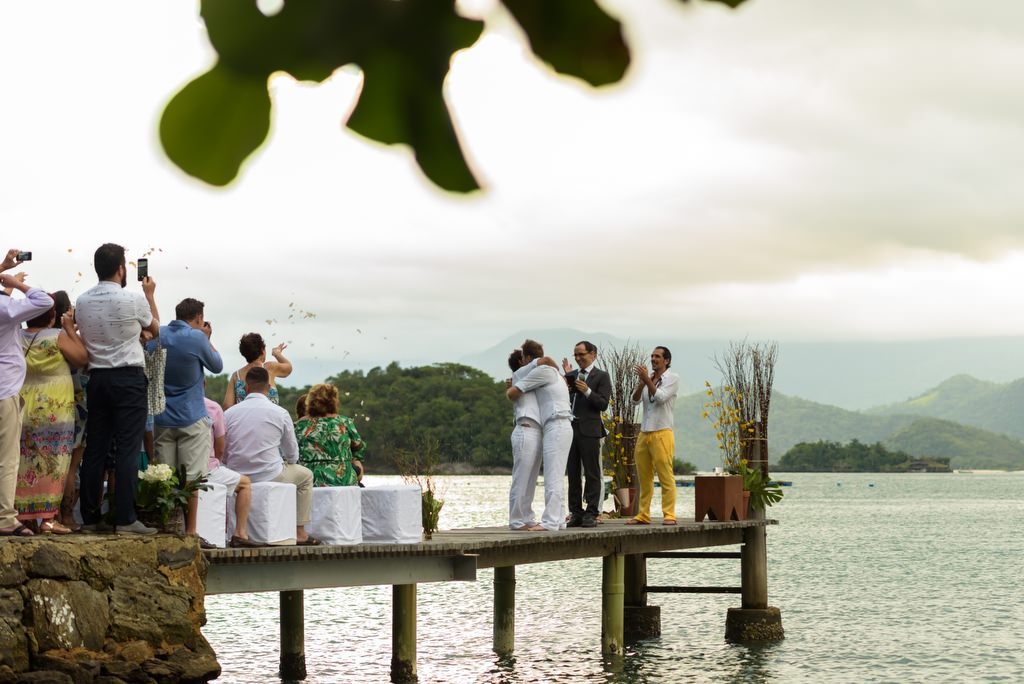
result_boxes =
[725,607,785,642]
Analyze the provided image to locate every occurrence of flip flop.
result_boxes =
[625,519,650,525]
[662,519,678,526]
[0,523,34,537]
[297,536,323,546]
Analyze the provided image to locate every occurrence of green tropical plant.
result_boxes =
[396,436,446,539]
[737,460,783,510]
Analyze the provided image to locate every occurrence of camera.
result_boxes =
[137,258,148,281]
[16,251,31,261]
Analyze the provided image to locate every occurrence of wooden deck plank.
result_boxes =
[204,519,774,573]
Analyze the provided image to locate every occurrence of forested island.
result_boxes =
[205,362,998,473]
[777,440,951,472]
[207,363,513,472]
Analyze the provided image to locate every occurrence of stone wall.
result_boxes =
[0,535,220,683]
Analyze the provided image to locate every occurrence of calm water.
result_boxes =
[204,473,1024,683]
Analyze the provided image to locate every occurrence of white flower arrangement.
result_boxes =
[139,463,174,483]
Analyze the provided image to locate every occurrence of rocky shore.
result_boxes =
[0,535,219,683]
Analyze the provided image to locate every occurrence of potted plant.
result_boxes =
[136,463,209,533]
[700,341,783,520]
[737,459,783,512]
[600,342,645,516]
[696,381,748,521]
[397,437,446,540]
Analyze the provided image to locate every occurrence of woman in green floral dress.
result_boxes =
[295,383,365,487]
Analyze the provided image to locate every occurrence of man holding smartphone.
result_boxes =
[0,249,54,537]
[76,243,160,535]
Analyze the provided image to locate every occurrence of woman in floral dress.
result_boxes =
[295,383,365,487]
[16,298,88,533]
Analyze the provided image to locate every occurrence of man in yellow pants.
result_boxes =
[626,346,680,526]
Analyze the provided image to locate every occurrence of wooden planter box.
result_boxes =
[694,475,746,522]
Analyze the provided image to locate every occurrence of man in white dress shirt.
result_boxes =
[75,243,160,535]
[506,340,572,532]
[506,348,542,530]
[223,366,320,545]
[627,346,680,526]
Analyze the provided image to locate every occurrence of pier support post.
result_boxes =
[279,590,307,681]
[623,553,660,640]
[493,565,515,656]
[391,584,418,682]
[601,554,625,656]
[726,511,784,642]
[741,514,769,609]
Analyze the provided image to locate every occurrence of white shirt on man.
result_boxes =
[511,359,540,426]
[632,370,679,432]
[514,364,571,424]
[75,282,153,369]
[223,393,299,482]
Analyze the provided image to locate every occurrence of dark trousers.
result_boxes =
[566,423,602,517]
[79,367,147,526]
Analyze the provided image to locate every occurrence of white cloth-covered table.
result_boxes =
[308,486,363,545]
[196,481,228,547]
[231,481,296,545]
[360,484,422,543]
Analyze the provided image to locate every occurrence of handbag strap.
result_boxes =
[23,329,43,358]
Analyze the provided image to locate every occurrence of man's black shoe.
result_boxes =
[581,514,597,528]
[566,514,584,528]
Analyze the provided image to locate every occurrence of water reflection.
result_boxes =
[203,474,1024,683]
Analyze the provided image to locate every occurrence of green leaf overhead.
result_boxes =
[160,65,271,188]
[161,0,483,191]
[161,0,750,192]
[499,0,630,86]
[344,2,484,193]
[678,0,750,8]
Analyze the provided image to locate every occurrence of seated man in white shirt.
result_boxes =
[222,366,320,545]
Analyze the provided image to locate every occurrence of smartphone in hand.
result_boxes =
[137,258,148,281]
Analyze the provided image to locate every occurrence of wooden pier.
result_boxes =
[204,517,782,681]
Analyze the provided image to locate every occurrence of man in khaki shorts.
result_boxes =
[148,298,223,536]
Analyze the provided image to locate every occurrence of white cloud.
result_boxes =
[1,0,1022,386]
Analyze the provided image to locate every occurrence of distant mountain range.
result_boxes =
[460,330,1024,470]
[675,376,1024,471]
[867,374,1024,438]
[461,329,1024,410]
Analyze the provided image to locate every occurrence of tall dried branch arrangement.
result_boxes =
[716,341,755,427]
[601,341,645,425]
[713,340,779,476]
[750,341,778,451]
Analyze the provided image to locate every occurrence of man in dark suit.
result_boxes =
[563,340,611,528]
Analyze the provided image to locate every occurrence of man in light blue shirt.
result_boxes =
[149,297,223,535]
[0,249,53,537]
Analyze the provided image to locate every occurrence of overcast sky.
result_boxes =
[2,0,1022,386]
